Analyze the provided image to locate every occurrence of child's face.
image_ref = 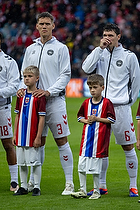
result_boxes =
[88,84,104,99]
[23,72,39,87]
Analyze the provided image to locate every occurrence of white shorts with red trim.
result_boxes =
[42,96,70,138]
[0,105,13,139]
[112,104,136,145]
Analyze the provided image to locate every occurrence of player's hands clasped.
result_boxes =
[88,115,97,124]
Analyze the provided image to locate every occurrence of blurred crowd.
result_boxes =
[0,0,140,78]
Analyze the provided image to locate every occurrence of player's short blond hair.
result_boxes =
[23,66,39,77]
[87,74,104,86]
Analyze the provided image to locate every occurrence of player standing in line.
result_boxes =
[17,12,74,195]
[136,101,140,203]
[71,74,116,199]
[13,66,46,196]
[82,23,140,197]
[0,33,20,192]
[136,102,140,151]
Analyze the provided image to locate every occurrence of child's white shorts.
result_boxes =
[16,146,41,166]
[78,156,102,174]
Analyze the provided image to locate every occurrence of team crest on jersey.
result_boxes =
[47,49,54,55]
[92,109,97,115]
[116,60,123,67]
[25,97,29,103]
[0,66,2,72]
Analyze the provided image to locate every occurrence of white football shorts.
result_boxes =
[78,156,102,174]
[0,105,13,139]
[42,96,70,138]
[16,146,41,166]
[111,104,136,145]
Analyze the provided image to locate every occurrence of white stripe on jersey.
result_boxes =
[26,96,34,146]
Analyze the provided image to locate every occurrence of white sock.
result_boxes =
[33,165,41,190]
[99,157,108,189]
[29,145,45,183]
[124,148,138,189]
[29,166,34,182]
[79,171,86,193]
[93,174,100,194]
[40,145,45,165]
[19,166,28,190]
[58,142,73,184]
[9,164,18,184]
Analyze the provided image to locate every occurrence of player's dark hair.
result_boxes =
[103,23,120,35]
[87,74,104,86]
[37,12,54,23]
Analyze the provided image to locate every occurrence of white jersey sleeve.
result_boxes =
[82,47,103,74]
[0,51,20,99]
[128,52,140,106]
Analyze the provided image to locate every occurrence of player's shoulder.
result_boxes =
[103,97,113,105]
[3,52,14,61]
[122,47,136,56]
[53,37,68,49]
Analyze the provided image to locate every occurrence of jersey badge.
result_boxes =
[25,97,30,103]
[92,109,97,115]
[47,49,54,56]
[116,60,123,67]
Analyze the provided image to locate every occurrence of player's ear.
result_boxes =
[52,23,55,30]
[102,85,105,90]
[36,23,39,30]
[118,34,121,41]
[36,76,39,82]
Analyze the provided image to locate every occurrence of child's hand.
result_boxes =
[33,138,41,148]
[12,137,16,146]
[88,115,97,124]
[136,140,140,150]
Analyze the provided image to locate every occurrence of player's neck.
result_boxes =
[92,95,102,104]
[41,35,52,44]
[27,85,37,93]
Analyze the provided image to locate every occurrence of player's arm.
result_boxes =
[33,115,45,148]
[79,118,90,124]
[12,113,19,146]
[136,119,140,150]
[88,115,115,124]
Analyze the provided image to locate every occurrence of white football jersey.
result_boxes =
[0,50,20,106]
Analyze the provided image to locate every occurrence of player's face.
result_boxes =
[23,72,39,88]
[103,30,121,48]
[88,84,104,100]
[36,17,55,41]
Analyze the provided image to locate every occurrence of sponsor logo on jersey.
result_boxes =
[25,97,29,103]
[116,60,123,67]
[47,49,54,55]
